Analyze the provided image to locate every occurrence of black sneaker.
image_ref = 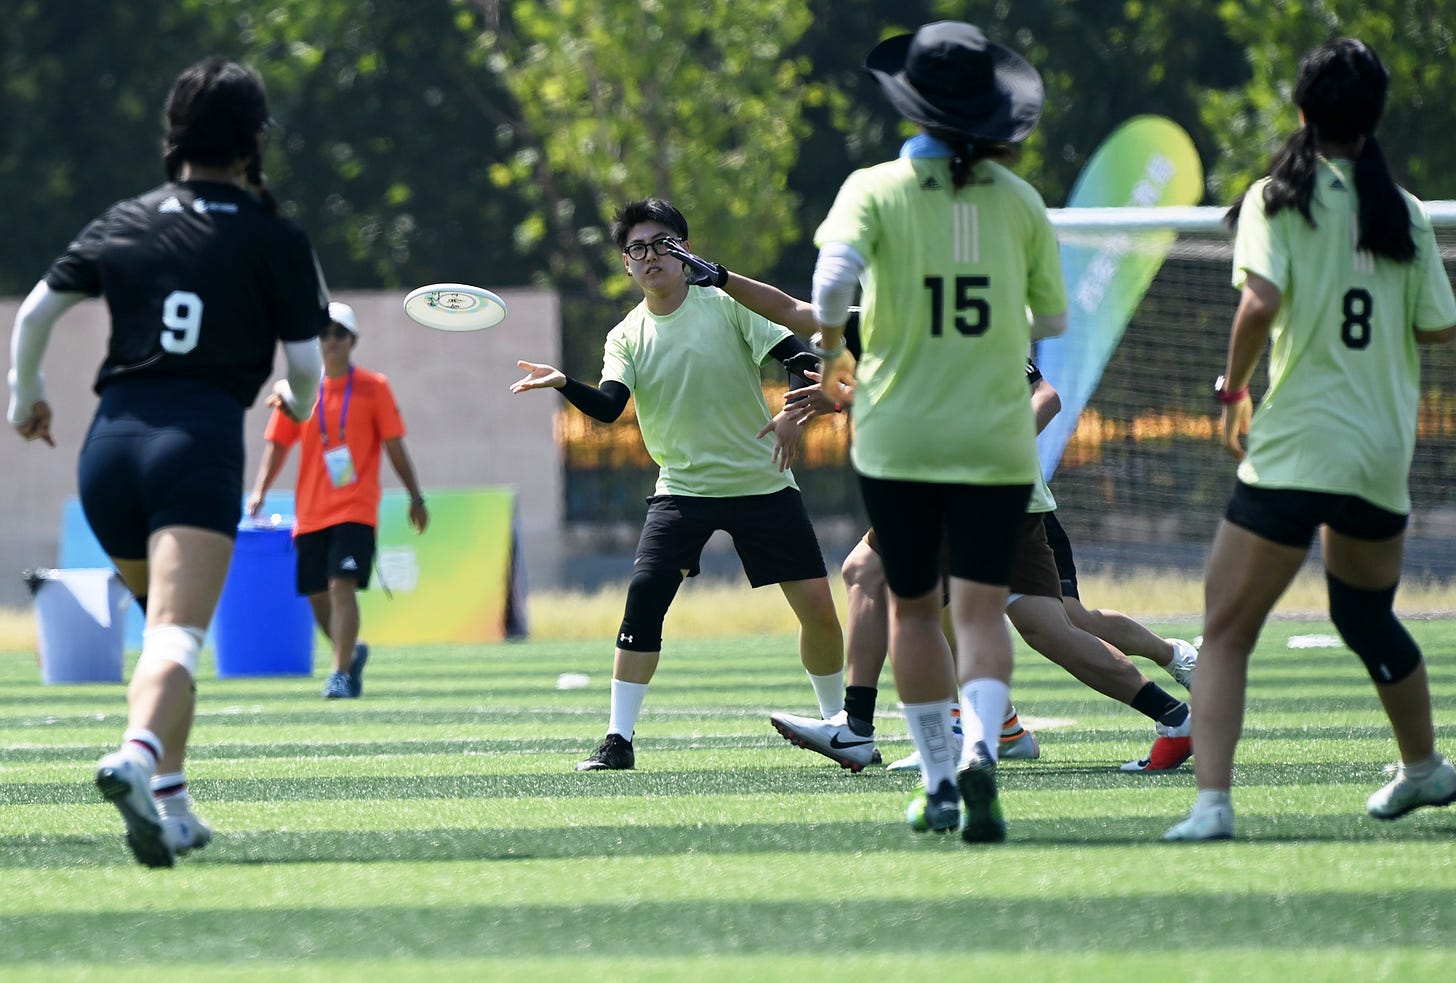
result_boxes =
[576,733,634,771]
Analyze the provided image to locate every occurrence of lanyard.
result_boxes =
[317,367,354,447]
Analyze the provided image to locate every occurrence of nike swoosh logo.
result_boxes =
[829,735,874,749]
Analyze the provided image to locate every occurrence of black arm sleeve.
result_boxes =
[559,377,630,422]
[769,335,819,399]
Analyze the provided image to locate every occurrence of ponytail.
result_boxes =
[928,128,1016,191]
[1353,136,1415,262]
[1261,126,1321,226]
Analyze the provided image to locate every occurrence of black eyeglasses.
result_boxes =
[623,237,680,261]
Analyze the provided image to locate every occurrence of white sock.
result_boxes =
[120,727,163,770]
[607,679,650,739]
[1402,753,1443,780]
[958,678,1010,767]
[1194,789,1233,812]
[903,700,958,792]
[807,670,845,719]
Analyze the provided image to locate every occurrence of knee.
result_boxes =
[617,567,682,653]
[842,545,884,596]
[1328,573,1421,684]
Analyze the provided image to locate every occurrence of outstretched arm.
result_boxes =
[510,361,630,423]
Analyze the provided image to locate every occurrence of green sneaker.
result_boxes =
[907,780,961,833]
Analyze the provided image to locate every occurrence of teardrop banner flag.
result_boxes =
[1036,115,1204,480]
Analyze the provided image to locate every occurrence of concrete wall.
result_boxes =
[0,288,564,608]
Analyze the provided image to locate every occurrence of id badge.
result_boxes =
[323,445,357,488]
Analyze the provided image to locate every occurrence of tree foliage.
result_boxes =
[1,0,1451,306]
[1199,0,1456,203]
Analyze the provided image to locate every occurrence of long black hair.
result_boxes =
[926,128,1018,190]
[1227,38,1414,263]
[162,58,278,215]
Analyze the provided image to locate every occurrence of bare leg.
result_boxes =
[1194,521,1306,792]
[841,539,891,688]
[1063,596,1175,667]
[324,577,361,674]
[779,576,844,676]
[1322,527,1435,764]
[114,528,233,774]
[1009,595,1147,702]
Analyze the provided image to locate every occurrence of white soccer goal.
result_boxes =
[1037,202,1456,587]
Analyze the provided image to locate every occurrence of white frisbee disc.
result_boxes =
[403,283,507,331]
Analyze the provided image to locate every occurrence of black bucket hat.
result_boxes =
[864,21,1044,143]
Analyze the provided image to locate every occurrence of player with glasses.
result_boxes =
[511,197,846,772]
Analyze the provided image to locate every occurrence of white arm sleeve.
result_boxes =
[276,338,323,419]
[8,281,85,425]
[1030,311,1067,340]
[811,242,868,329]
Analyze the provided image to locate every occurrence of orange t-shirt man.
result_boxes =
[247,301,427,701]
[263,366,407,535]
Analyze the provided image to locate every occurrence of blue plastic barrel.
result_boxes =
[213,516,316,677]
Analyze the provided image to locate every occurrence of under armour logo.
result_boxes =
[619,632,633,644]
[340,556,358,571]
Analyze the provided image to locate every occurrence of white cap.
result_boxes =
[328,301,359,336]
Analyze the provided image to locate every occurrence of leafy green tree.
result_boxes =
[479,0,815,299]
[1200,0,1456,202]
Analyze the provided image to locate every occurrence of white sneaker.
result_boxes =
[1164,638,1198,690]
[157,794,214,855]
[769,710,877,772]
[1162,803,1234,841]
[886,748,923,772]
[1367,757,1456,820]
[95,751,174,868]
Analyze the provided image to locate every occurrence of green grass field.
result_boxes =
[3,618,1455,980]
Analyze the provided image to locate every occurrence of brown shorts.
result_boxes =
[863,513,1061,601]
[1007,514,1063,600]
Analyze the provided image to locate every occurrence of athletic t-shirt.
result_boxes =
[600,287,795,497]
[815,156,1066,484]
[264,366,407,534]
[1233,157,1456,513]
[45,180,328,407]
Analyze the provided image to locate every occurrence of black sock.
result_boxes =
[1130,681,1186,725]
[844,685,877,737]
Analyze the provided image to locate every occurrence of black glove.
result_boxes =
[664,241,729,288]
[783,352,821,376]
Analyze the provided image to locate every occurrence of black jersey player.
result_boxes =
[8,58,329,867]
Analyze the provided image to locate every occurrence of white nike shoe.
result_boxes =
[1164,638,1198,690]
[769,710,878,772]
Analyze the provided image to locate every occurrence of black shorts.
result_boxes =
[295,522,376,595]
[634,488,828,588]
[78,377,244,560]
[1225,480,1408,548]
[857,475,1032,598]
[1041,510,1079,599]
[1007,514,1063,600]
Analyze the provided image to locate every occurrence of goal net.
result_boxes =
[557,203,1456,603]
[1037,203,1456,591]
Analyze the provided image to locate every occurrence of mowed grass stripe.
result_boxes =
[2,620,1455,977]
[3,888,1454,963]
